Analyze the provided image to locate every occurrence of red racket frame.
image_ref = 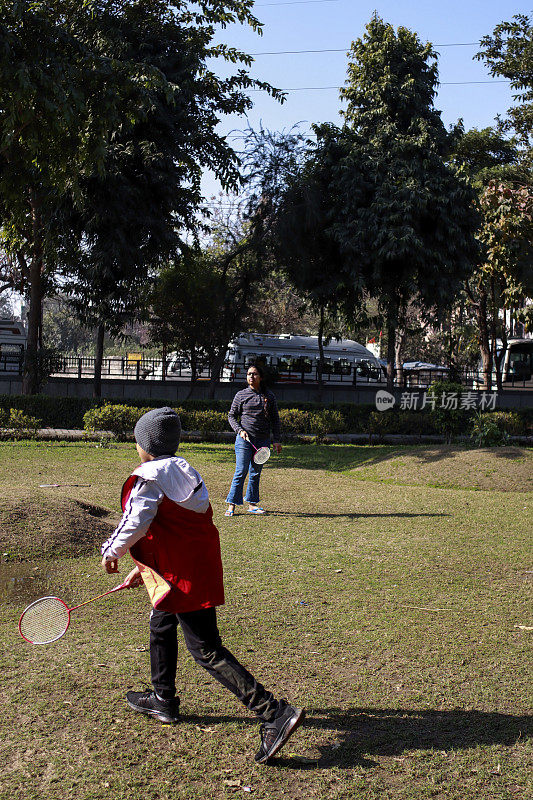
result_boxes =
[19,581,128,644]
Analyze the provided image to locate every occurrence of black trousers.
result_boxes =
[149,606,281,722]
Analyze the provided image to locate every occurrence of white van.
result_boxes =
[473,338,533,387]
[223,333,383,384]
[0,317,26,373]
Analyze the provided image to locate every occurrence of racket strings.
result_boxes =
[253,447,271,465]
[19,597,70,644]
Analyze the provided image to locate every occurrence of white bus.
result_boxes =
[144,333,382,383]
[0,317,26,373]
[222,333,383,384]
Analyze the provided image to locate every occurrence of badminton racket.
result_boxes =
[18,581,128,645]
[249,441,271,465]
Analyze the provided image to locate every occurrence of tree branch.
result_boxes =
[464,280,480,308]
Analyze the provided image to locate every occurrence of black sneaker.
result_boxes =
[126,690,180,724]
[255,704,306,763]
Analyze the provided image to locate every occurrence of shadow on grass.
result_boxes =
[191,443,411,473]
[182,707,532,770]
[394,445,529,466]
[491,448,528,460]
[263,511,450,520]
[191,441,529,475]
[276,707,533,770]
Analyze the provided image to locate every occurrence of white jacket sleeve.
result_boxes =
[101,478,164,561]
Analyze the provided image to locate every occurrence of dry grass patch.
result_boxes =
[0,492,118,560]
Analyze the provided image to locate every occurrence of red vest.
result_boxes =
[121,475,225,614]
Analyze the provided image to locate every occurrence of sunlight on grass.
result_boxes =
[1,441,531,800]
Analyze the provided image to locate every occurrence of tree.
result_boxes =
[203,203,278,396]
[0,0,282,393]
[0,0,121,391]
[42,295,96,354]
[449,123,524,186]
[476,14,533,155]
[476,181,533,389]
[336,16,479,390]
[234,124,367,385]
[0,288,13,317]
[242,270,319,335]
[273,125,365,387]
[147,120,312,396]
[149,200,274,399]
[450,125,530,387]
[149,251,220,390]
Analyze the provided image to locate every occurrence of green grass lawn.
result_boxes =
[0,441,532,800]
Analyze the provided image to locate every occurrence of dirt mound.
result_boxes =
[0,493,119,560]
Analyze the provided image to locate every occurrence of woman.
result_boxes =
[225,363,282,516]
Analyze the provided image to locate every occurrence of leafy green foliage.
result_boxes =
[428,380,470,443]
[449,124,524,187]
[338,16,479,330]
[2,393,529,441]
[275,125,362,321]
[42,296,97,354]
[185,410,228,435]
[367,409,440,441]
[487,411,526,435]
[477,13,533,153]
[478,181,533,308]
[450,122,531,388]
[0,408,42,439]
[470,411,510,447]
[277,408,313,434]
[0,1,282,393]
[274,16,479,390]
[308,409,347,438]
[148,250,224,380]
[83,403,150,439]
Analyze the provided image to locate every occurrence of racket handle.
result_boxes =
[240,429,258,450]
[68,581,128,612]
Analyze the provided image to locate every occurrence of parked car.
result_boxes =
[377,359,449,387]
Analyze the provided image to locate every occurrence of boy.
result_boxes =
[101,407,304,763]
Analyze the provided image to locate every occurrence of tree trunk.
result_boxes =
[386,319,396,393]
[207,350,226,399]
[497,325,508,387]
[477,287,492,391]
[186,347,199,400]
[93,323,105,398]
[22,191,44,395]
[394,326,405,388]
[317,305,325,398]
[161,341,168,381]
[490,277,504,392]
[448,307,460,382]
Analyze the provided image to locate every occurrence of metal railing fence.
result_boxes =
[2,354,532,390]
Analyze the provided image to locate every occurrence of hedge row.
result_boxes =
[1,395,531,440]
[81,402,531,443]
[0,394,230,428]
[83,405,230,437]
[0,408,42,439]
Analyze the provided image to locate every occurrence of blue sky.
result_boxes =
[202,0,529,197]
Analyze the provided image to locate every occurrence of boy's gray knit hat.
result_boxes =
[134,407,181,457]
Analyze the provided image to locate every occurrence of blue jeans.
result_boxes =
[226,435,270,505]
